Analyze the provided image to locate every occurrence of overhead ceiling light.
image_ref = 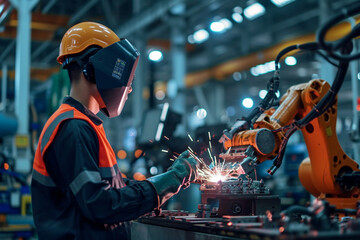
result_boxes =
[196,108,207,119]
[256,65,267,75]
[148,50,163,62]
[270,0,295,7]
[233,72,242,81]
[259,90,267,99]
[193,29,209,43]
[150,166,158,175]
[244,2,266,20]
[264,61,276,71]
[220,18,232,29]
[242,98,254,109]
[232,12,243,23]
[187,35,195,44]
[250,61,278,77]
[285,56,297,66]
[250,67,259,76]
[210,18,232,33]
[210,21,225,32]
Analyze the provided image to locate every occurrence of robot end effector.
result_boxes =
[219,126,277,176]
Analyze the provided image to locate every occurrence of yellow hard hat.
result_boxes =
[57,22,120,64]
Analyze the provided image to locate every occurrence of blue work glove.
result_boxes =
[147,151,198,207]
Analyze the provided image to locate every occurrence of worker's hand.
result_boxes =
[168,150,198,185]
[147,151,198,207]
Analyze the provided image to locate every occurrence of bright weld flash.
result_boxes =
[186,131,237,183]
[169,131,242,182]
[209,173,227,182]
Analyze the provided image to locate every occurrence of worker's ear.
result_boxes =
[82,61,96,84]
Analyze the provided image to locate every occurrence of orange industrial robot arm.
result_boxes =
[220,78,360,209]
[219,3,360,210]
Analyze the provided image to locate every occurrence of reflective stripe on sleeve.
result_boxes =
[41,110,74,155]
[70,170,102,195]
[32,170,56,187]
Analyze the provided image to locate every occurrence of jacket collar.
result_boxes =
[63,96,103,126]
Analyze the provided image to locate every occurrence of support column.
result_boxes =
[9,0,38,173]
[1,64,7,111]
[170,2,187,136]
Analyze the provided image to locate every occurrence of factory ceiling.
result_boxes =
[0,0,358,114]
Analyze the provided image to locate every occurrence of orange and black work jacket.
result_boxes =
[31,96,157,240]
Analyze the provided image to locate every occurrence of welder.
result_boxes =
[31,22,197,240]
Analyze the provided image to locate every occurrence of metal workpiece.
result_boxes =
[199,179,270,195]
[199,180,280,217]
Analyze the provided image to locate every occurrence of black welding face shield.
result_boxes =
[85,39,140,118]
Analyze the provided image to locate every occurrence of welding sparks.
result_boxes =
[207,174,227,183]
[207,148,214,163]
[168,131,242,182]
[196,159,233,183]
[185,131,240,183]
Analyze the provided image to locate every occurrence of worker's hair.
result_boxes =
[66,62,82,84]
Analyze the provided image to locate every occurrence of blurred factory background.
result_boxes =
[0,0,360,238]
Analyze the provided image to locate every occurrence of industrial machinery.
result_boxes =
[198,179,280,217]
[220,77,360,207]
[133,3,360,239]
